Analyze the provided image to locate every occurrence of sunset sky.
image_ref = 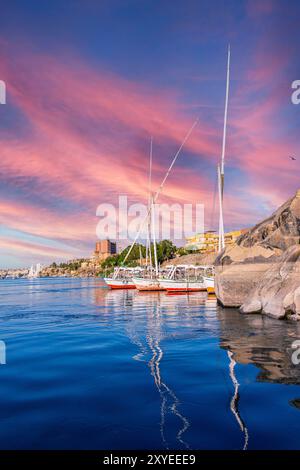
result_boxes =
[0,0,300,268]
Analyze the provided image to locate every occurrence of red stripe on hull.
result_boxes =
[108,285,136,289]
[166,287,206,292]
[136,287,165,291]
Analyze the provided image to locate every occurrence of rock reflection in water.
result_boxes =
[217,306,300,384]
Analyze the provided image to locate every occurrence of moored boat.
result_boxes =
[133,266,172,291]
[159,265,206,292]
[104,267,143,289]
[133,277,164,291]
[203,266,215,294]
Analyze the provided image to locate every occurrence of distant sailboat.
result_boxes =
[28,263,42,279]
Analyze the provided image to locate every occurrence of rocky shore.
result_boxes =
[0,268,29,279]
[215,189,300,320]
[40,258,102,278]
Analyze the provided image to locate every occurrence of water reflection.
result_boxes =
[3,278,300,449]
[93,285,300,448]
[94,287,214,449]
[123,292,194,449]
[145,303,190,449]
[227,350,249,450]
[217,307,300,384]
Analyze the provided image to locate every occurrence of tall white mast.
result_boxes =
[151,196,159,277]
[146,138,153,269]
[218,44,231,252]
[218,165,225,252]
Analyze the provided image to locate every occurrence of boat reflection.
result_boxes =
[227,350,249,450]
[145,302,190,449]
[93,287,216,448]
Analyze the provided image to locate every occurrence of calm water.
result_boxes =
[1,277,300,450]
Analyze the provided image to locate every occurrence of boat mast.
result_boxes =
[122,119,198,266]
[151,195,159,277]
[218,44,230,252]
[147,138,153,270]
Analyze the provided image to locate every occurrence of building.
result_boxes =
[185,229,248,253]
[94,239,117,261]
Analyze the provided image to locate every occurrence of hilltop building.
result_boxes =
[185,230,247,253]
[94,239,117,261]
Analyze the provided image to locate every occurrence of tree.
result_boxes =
[153,240,177,264]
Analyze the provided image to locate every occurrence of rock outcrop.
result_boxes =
[240,245,300,320]
[215,190,300,309]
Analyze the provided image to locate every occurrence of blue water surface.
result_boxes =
[0,277,300,450]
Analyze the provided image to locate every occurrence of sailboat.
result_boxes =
[28,263,42,279]
[132,122,198,290]
[204,45,231,294]
[133,141,164,291]
[104,266,142,289]
[159,264,206,292]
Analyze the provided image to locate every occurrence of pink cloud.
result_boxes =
[0,36,298,265]
[0,237,77,259]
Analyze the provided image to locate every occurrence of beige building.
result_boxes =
[94,239,117,261]
[185,229,247,253]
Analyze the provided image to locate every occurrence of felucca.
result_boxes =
[104,266,143,289]
[159,265,206,292]
[133,139,164,291]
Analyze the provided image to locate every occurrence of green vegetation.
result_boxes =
[176,246,198,256]
[100,240,177,271]
[101,243,146,269]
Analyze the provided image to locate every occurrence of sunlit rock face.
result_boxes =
[215,190,300,309]
[237,190,300,251]
[240,245,300,320]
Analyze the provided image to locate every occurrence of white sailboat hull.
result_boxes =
[103,278,136,289]
[132,277,165,291]
[158,278,206,292]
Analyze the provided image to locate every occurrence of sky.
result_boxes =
[0,0,300,268]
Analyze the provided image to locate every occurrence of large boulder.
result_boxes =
[240,245,300,320]
[215,190,300,307]
[215,245,279,307]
